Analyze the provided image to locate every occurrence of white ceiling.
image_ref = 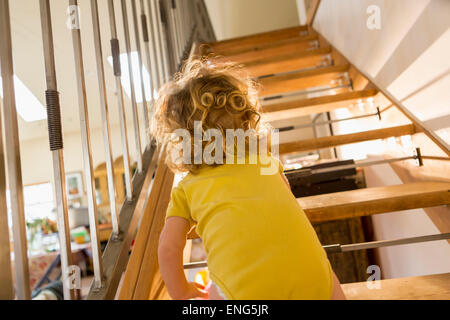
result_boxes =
[7,0,149,142]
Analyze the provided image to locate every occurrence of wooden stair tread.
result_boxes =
[342,273,450,300]
[209,26,309,52]
[216,34,318,64]
[299,181,450,223]
[218,33,318,57]
[259,64,350,97]
[279,124,416,154]
[262,89,378,121]
[187,182,449,238]
[245,47,332,78]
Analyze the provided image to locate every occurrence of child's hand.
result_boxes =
[176,282,209,300]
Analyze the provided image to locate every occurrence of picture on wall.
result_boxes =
[66,172,84,200]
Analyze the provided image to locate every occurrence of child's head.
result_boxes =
[152,57,267,173]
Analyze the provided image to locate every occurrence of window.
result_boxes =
[107,51,154,102]
[6,183,55,225]
[23,182,55,221]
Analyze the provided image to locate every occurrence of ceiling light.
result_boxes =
[0,75,47,122]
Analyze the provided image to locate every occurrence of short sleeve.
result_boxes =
[166,185,195,229]
[277,157,284,175]
[270,154,284,175]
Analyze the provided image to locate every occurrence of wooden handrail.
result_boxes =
[87,145,158,300]
[306,0,321,26]
[118,154,174,300]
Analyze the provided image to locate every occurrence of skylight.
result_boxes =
[0,75,47,122]
[107,51,153,103]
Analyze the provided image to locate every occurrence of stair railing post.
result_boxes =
[68,0,103,289]
[107,0,133,201]
[156,0,171,81]
[121,0,144,173]
[0,60,13,302]
[0,0,31,300]
[39,0,79,300]
[139,0,157,100]
[169,0,181,61]
[90,0,120,238]
[164,0,179,71]
[142,0,160,93]
[147,0,165,89]
[130,0,150,147]
[178,0,188,52]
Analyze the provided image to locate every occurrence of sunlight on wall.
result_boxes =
[333,106,387,160]
[107,51,153,103]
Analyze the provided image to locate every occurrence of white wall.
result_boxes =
[19,122,147,186]
[313,0,450,279]
[313,0,450,141]
[296,0,307,25]
[205,0,300,41]
[365,160,450,278]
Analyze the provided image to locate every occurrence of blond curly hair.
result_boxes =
[151,57,269,173]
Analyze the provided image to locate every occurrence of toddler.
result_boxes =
[153,58,345,300]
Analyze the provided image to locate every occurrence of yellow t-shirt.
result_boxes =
[166,154,333,299]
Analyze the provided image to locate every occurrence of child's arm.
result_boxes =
[158,216,208,300]
[331,270,346,300]
[281,172,291,188]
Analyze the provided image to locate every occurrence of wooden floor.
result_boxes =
[342,273,450,300]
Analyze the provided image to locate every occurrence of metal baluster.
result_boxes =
[130,0,150,147]
[147,0,165,89]
[179,0,189,57]
[139,0,156,100]
[0,63,13,302]
[107,0,133,201]
[0,0,31,300]
[90,0,119,238]
[39,0,77,300]
[156,0,171,80]
[183,0,192,49]
[121,0,143,173]
[68,0,103,289]
[142,0,160,93]
[187,0,196,40]
[176,0,186,52]
[169,0,181,62]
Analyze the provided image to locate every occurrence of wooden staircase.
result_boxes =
[120,22,450,300]
[244,47,332,78]
[262,89,378,121]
